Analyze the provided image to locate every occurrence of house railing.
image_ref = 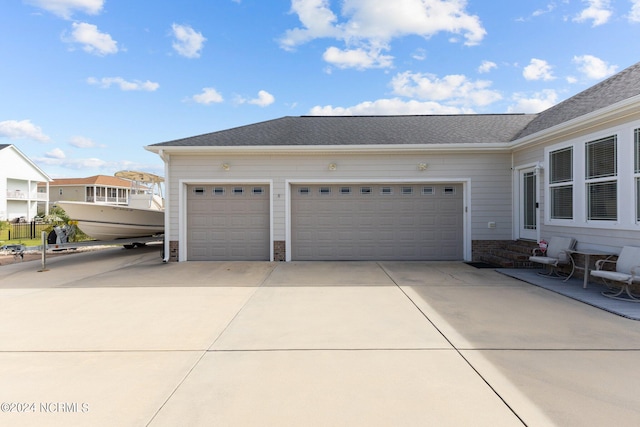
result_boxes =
[86,196,128,204]
[6,191,49,201]
[6,190,27,199]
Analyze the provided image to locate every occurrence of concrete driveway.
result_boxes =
[1,246,640,426]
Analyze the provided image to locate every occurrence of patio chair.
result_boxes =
[529,236,576,280]
[590,246,640,302]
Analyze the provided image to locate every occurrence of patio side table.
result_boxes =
[568,249,616,289]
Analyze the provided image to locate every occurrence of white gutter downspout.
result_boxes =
[534,161,543,244]
[159,149,170,262]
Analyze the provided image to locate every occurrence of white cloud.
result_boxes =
[171,24,206,58]
[192,88,224,105]
[507,89,559,113]
[280,0,486,69]
[411,48,427,61]
[532,3,556,17]
[0,119,50,142]
[238,90,275,107]
[46,148,66,159]
[25,0,104,19]
[323,46,393,69]
[631,0,640,22]
[390,71,502,107]
[309,98,473,116]
[478,60,497,73]
[573,54,618,79]
[36,156,108,169]
[65,22,118,55]
[69,135,103,148]
[573,0,613,26]
[87,77,159,91]
[280,0,341,50]
[523,58,555,81]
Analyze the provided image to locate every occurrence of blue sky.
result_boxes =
[1,0,640,178]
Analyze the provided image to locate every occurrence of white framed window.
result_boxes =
[193,187,205,195]
[319,187,331,195]
[380,187,392,195]
[252,187,264,195]
[298,187,310,195]
[213,187,225,195]
[360,186,372,195]
[422,186,434,195]
[233,187,244,195]
[340,187,352,195]
[585,135,617,221]
[549,146,573,220]
[635,129,640,223]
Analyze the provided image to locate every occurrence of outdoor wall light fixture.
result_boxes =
[328,163,337,171]
[222,163,230,171]
[418,163,428,171]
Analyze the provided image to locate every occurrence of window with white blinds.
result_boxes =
[585,136,617,221]
[549,147,573,219]
[545,127,640,229]
[550,147,573,183]
[586,136,617,179]
[636,129,640,222]
[635,129,640,174]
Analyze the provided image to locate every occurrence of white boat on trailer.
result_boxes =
[56,170,164,241]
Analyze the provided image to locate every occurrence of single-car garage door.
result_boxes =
[187,184,270,261]
[291,183,463,260]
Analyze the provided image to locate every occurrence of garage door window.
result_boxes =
[443,187,456,195]
[319,187,331,195]
[213,187,225,195]
[360,186,372,195]
[381,187,392,195]
[422,186,434,195]
[193,187,205,195]
[233,187,244,195]
[401,186,414,195]
[340,187,352,195]
[252,187,264,195]
[298,187,310,195]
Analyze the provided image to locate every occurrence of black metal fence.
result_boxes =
[1,221,49,241]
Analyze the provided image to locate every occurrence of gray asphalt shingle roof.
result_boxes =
[151,61,640,149]
[153,114,537,147]
[514,61,640,140]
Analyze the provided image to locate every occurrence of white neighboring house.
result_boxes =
[146,61,640,263]
[0,144,51,222]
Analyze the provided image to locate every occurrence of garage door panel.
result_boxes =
[418,216,436,226]
[187,185,270,261]
[292,184,463,261]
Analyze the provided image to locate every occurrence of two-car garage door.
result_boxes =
[291,184,463,261]
[185,183,463,261]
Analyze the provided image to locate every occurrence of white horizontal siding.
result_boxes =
[167,152,513,243]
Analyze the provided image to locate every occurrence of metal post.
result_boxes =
[38,230,48,272]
